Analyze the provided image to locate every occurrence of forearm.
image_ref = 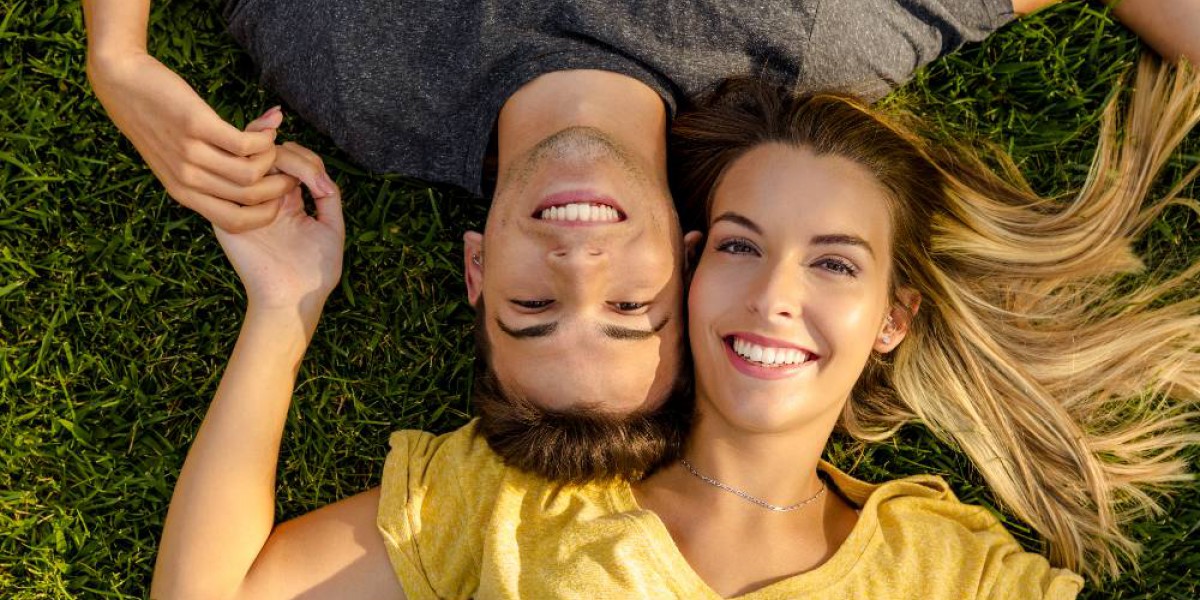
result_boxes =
[82,0,151,61]
[1107,0,1200,65]
[152,306,316,599]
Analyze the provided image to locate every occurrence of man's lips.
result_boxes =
[722,332,819,380]
[532,191,626,224]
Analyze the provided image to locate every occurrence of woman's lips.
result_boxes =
[722,332,819,380]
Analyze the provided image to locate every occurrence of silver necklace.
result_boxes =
[680,458,827,513]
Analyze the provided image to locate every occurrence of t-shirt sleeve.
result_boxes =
[375,423,502,600]
[871,479,1083,600]
[976,541,1083,600]
[802,0,1017,100]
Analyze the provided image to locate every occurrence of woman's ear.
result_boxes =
[464,231,484,307]
[875,287,921,353]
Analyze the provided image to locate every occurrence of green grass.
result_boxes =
[1,1,1196,597]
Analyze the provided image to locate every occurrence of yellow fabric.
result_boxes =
[377,421,1083,599]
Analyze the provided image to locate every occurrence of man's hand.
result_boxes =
[214,143,345,336]
[87,51,300,231]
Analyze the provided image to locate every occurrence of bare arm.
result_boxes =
[82,0,300,232]
[1013,0,1200,66]
[1106,0,1200,64]
[149,145,403,599]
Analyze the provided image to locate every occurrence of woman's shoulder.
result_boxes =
[819,461,1084,599]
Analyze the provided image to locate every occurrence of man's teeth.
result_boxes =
[732,337,809,367]
[539,203,620,222]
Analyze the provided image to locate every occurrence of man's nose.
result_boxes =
[548,246,610,296]
[548,245,609,268]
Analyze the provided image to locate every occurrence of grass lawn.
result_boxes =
[2,1,1197,597]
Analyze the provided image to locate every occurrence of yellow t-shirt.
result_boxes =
[377,421,1083,599]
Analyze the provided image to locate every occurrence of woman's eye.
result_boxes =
[715,238,759,255]
[512,299,554,309]
[814,258,859,277]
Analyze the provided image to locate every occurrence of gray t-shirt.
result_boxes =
[225,0,1014,196]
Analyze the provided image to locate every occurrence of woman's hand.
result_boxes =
[213,143,345,337]
[87,51,299,231]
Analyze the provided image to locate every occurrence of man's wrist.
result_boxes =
[244,300,326,344]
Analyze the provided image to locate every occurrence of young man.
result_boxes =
[82,0,1024,435]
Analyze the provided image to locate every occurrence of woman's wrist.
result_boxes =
[85,48,151,86]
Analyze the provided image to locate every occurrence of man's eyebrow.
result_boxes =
[600,314,671,341]
[811,234,875,258]
[711,211,763,235]
[496,319,558,339]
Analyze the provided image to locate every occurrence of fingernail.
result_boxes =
[318,174,336,196]
[258,105,282,120]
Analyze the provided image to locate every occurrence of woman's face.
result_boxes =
[688,143,898,434]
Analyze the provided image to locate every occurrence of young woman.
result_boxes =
[151,57,1199,598]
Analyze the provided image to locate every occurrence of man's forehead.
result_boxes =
[490,335,681,412]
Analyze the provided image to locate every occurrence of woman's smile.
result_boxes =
[723,332,820,380]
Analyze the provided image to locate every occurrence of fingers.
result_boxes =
[188,191,284,234]
[206,115,278,157]
[245,106,283,134]
[176,161,299,206]
[274,142,337,197]
[312,177,345,235]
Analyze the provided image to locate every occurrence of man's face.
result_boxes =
[465,127,685,414]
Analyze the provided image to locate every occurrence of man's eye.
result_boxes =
[512,299,554,309]
[715,238,759,255]
[612,301,647,312]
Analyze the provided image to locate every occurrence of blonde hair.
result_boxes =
[671,55,1200,582]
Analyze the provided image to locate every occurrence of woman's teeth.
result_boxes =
[539,203,620,222]
[732,337,810,367]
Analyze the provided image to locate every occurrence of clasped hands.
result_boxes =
[89,52,344,330]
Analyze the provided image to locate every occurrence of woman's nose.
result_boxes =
[747,262,802,319]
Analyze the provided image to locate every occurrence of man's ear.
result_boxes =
[683,231,704,271]
[875,287,921,354]
[464,231,484,307]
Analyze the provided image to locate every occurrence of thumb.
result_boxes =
[313,180,345,236]
[245,106,284,134]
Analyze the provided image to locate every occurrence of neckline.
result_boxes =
[611,460,883,598]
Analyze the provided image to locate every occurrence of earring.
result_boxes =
[472,253,482,267]
[881,316,895,345]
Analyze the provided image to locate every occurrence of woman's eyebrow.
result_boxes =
[811,234,875,258]
[713,211,874,257]
[711,211,763,234]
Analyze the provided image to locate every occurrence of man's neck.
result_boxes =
[495,69,669,184]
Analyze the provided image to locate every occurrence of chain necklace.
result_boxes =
[680,458,827,513]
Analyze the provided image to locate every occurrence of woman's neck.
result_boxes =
[632,394,858,597]
[675,398,844,508]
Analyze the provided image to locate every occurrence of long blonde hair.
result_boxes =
[671,55,1200,582]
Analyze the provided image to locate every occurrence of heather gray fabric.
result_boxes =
[225,0,1014,197]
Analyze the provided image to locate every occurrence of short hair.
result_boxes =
[470,296,693,483]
